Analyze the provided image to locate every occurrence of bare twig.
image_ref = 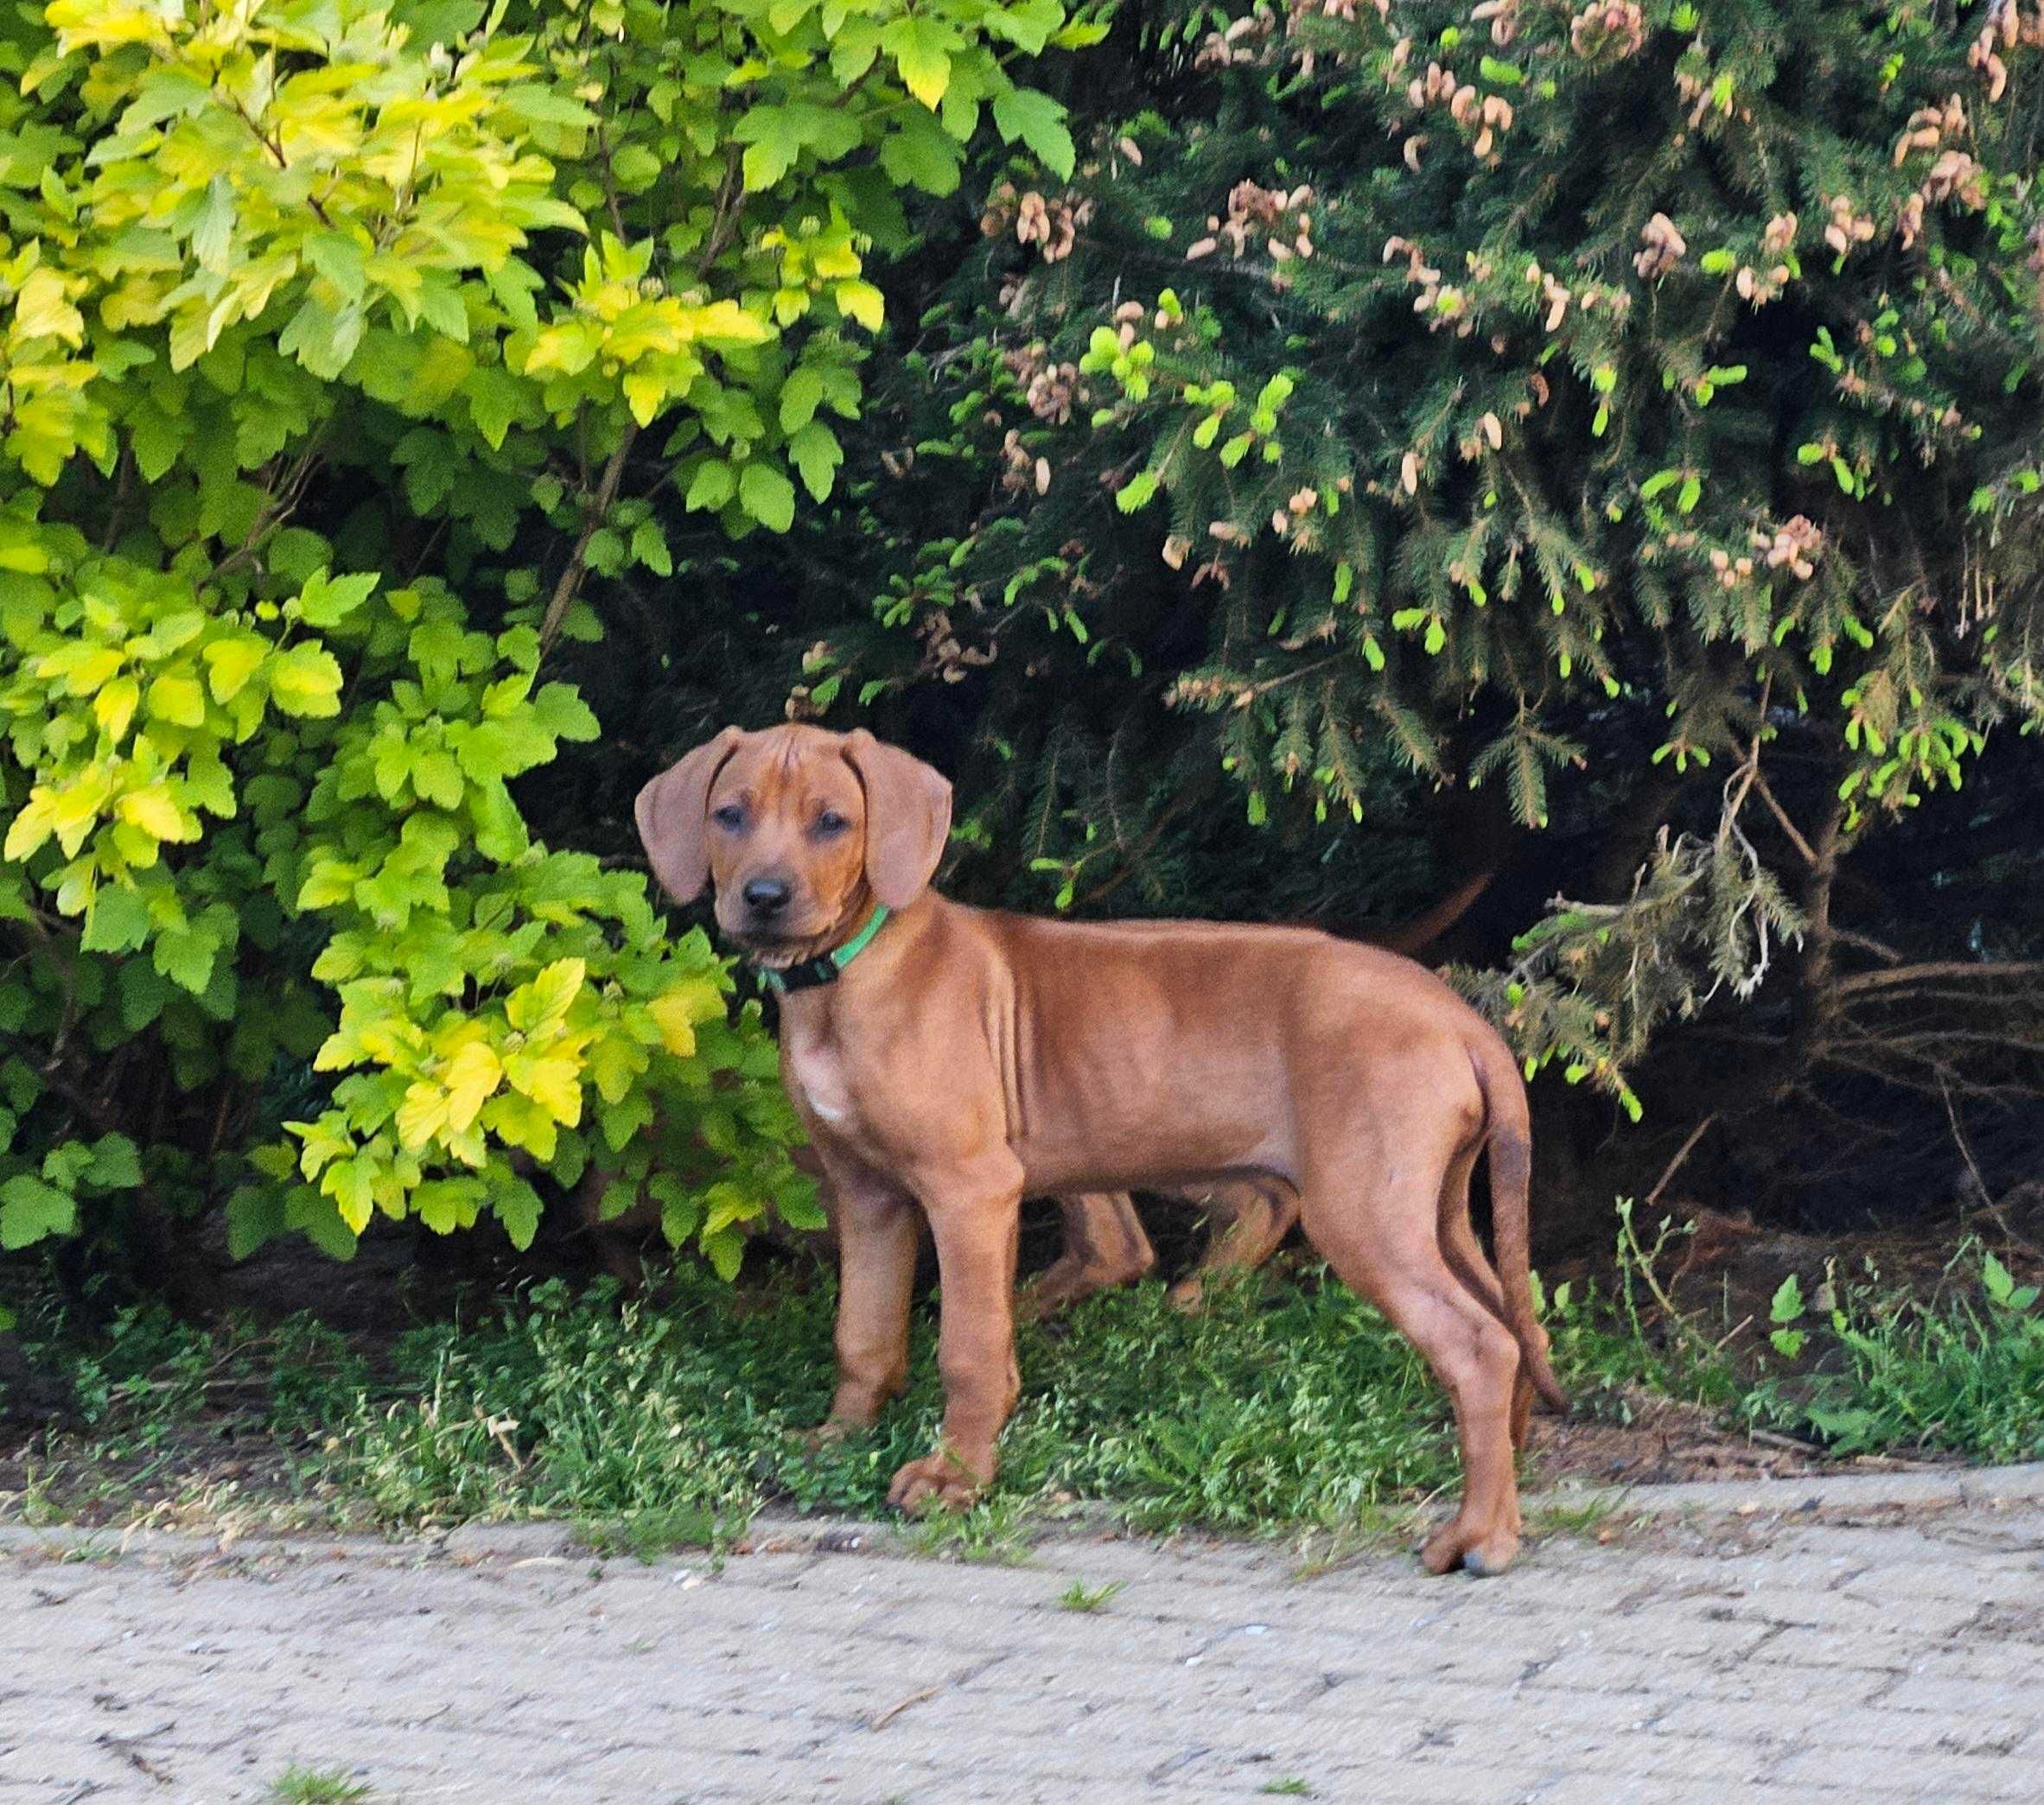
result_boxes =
[1645,1113,1717,1213]
[869,1685,945,1731]
[1749,772,1818,866]
[539,427,638,653]
[1833,961,2044,1001]
[1833,928,1905,966]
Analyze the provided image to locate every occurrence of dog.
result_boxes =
[636,724,1565,1575]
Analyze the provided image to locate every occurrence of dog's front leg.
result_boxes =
[887,1158,1024,1512]
[815,1176,920,1438]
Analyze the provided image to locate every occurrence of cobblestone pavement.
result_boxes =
[3,1471,2042,1803]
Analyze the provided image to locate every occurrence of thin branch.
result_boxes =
[1832,960,2044,1001]
[1832,928,1905,966]
[539,427,637,653]
[1645,1113,1716,1213]
[1749,771,1819,866]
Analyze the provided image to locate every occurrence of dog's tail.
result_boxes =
[1469,1032,1570,1415]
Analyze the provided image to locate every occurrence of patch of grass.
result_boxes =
[12,1220,2038,1545]
[1742,1243,2044,1462]
[309,1268,1463,1540]
[5,1266,1461,1539]
[1054,1577,1126,1612]
[269,1765,370,1803]
[1536,1198,1746,1417]
[575,1504,732,1563]
[903,1491,1036,1564]
[1259,1779,1315,1796]
[1524,1494,1624,1540]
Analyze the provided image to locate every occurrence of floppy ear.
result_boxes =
[634,727,744,903]
[842,729,952,909]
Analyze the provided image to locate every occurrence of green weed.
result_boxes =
[268,1766,370,1804]
[1535,1198,1746,1416]
[1743,1243,2044,1460]
[1054,1578,1126,1611]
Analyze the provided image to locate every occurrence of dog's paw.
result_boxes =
[886,1447,990,1513]
[1420,1514,1520,1578]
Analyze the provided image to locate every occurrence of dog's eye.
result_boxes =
[814,808,850,836]
[711,804,745,830]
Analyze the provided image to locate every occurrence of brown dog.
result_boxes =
[637,725,1565,1575]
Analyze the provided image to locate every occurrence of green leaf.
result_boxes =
[508,956,586,1033]
[877,111,963,196]
[202,637,267,702]
[1982,1251,2015,1305]
[787,422,843,502]
[0,1173,76,1249]
[226,1185,287,1260]
[494,1178,543,1250]
[990,88,1075,180]
[1769,1274,1805,1324]
[297,569,379,628]
[148,671,207,727]
[82,883,151,953]
[154,925,217,995]
[83,1132,142,1190]
[738,462,798,533]
[780,367,826,434]
[685,460,736,512]
[268,645,345,717]
[884,16,955,109]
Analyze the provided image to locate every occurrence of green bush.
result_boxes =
[0,0,1091,1270]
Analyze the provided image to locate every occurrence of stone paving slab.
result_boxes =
[2,1472,2042,1802]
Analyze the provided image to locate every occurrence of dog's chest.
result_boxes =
[785,1031,858,1128]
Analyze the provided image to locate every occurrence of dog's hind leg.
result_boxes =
[1434,1145,1546,1451]
[1019,1192,1156,1320]
[1167,1179,1299,1311]
[1302,1136,1525,1576]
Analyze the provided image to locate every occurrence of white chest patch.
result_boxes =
[788,1038,856,1127]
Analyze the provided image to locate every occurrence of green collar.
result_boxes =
[755,905,891,995]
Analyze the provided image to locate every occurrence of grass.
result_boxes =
[269,1766,371,1803]
[5,1222,2041,1546]
[3,1265,1458,1543]
[1538,1205,2044,1464]
[1054,1577,1127,1611]
[1741,1244,2044,1460]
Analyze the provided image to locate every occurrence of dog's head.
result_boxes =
[634,725,952,966]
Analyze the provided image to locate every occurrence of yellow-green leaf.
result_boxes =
[118,783,190,842]
[442,1040,503,1133]
[202,638,266,702]
[504,1051,583,1126]
[506,957,584,1033]
[268,645,344,717]
[396,1082,450,1149]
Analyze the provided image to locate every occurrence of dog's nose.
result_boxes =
[742,876,792,918]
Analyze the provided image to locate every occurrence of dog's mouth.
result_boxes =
[723,923,836,969]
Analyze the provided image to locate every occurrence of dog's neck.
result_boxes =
[755,899,891,995]
[765,893,944,1026]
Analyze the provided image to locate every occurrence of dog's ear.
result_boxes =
[842,729,952,909]
[635,727,744,902]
